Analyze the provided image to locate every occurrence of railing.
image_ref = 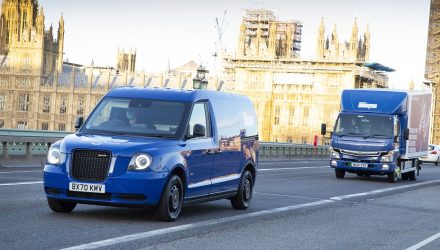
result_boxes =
[0,129,330,166]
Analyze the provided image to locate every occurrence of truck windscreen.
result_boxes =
[81,97,190,138]
[334,114,393,139]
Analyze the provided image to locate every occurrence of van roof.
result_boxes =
[105,87,247,102]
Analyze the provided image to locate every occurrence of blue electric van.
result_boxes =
[43,87,259,221]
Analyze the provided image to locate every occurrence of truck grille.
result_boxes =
[71,150,111,182]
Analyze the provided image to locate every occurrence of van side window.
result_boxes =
[188,103,210,138]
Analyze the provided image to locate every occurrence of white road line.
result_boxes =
[255,192,323,201]
[259,166,328,171]
[405,232,440,250]
[0,181,43,186]
[259,160,327,165]
[0,170,41,174]
[61,199,335,250]
[330,180,440,201]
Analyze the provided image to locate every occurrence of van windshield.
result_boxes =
[334,114,393,139]
[81,97,189,138]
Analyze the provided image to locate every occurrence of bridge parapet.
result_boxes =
[0,129,330,166]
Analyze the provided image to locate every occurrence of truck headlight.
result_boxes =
[47,147,61,165]
[128,153,152,170]
[330,148,340,159]
[380,152,393,162]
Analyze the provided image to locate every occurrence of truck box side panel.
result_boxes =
[405,92,432,158]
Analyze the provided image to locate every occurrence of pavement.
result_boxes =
[1,160,440,249]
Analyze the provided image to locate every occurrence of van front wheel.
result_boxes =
[47,198,76,213]
[155,175,183,222]
[231,170,253,210]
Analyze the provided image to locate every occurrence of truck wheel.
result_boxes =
[47,198,76,213]
[409,159,418,181]
[155,175,183,222]
[408,170,417,181]
[335,169,345,179]
[387,166,401,183]
[231,170,253,210]
[401,173,408,180]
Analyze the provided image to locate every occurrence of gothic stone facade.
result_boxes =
[222,11,388,143]
[0,0,64,129]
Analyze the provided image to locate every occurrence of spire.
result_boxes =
[350,17,359,60]
[332,24,338,41]
[331,24,339,59]
[364,23,371,62]
[316,17,325,59]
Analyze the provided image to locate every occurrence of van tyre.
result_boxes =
[335,169,345,179]
[231,170,253,210]
[156,175,183,222]
[436,157,439,166]
[47,198,76,213]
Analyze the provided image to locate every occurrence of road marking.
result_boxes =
[255,192,323,201]
[259,160,327,165]
[0,181,43,186]
[61,199,335,250]
[61,179,440,250]
[259,166,328,171]
[405,232,440,250]
[0,170,41,174]
[0,176,42,180]
[330,180,440,201]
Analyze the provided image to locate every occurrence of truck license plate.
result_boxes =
[351,162,368,168]
[69,182,105,193]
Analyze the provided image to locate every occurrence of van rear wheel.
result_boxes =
[47,198,76,213]
[231,170,253,210]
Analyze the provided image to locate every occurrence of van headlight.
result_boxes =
[330,148,340,159]
[380,151,393,162]
[47,147,61,165]
[128,153,152,170]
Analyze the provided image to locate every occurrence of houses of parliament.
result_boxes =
[0,1,393,144]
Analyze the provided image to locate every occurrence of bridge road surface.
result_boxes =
[1,161,440,249]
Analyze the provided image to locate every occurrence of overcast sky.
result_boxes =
[39,0,431,88]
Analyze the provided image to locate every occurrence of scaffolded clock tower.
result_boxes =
[425,0,440,144]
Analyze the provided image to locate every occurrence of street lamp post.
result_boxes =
[193,65,209,90]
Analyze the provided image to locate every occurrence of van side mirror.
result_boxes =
[404,128,410,141]
[321,123,327,136]
[394,135,399,143]
[192,124,206,138]
[75,116,84,131]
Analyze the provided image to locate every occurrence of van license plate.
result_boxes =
[69,182,105,193]
[351,163,368,168]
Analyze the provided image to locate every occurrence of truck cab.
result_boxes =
[44,87,259,221]
[322,89,432,183]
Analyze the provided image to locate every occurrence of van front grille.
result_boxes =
[71,150,111,182]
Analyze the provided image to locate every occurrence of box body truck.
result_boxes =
[322,89,432,183]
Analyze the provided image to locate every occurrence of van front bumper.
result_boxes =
[330,159,396,174]
[43,165,168,206]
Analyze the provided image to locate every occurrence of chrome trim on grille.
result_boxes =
[340,149,384,157]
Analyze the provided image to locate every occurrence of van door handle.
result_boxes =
[207,149,221,154]
[207,149,217,155]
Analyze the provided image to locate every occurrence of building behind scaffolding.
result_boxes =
[237,9,302,58]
